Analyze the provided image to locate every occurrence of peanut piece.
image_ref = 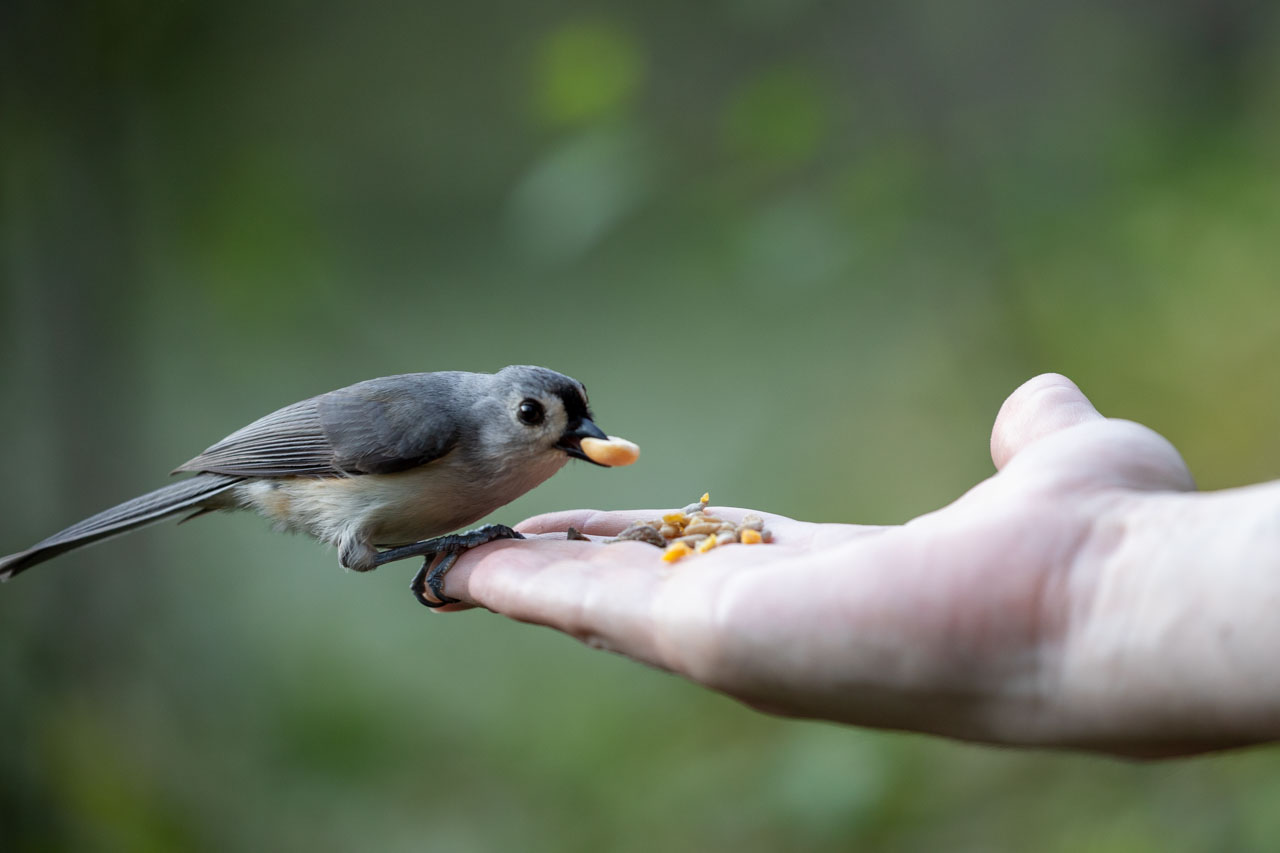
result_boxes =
[579,436,640,467]
[683,521,720,536]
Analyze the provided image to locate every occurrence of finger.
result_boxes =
[443,525,801,672]
[990,374,1194,493]
[425,531,570,611]
[516,506,797,536]
[990,373,1104,470]
[515,509,664,536]
[1053,419,1197,492]
[443,536,675,667]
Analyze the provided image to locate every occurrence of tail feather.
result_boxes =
[0,473,243,581]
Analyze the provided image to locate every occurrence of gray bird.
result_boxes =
[0,365,638,607]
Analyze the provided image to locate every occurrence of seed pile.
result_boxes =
[579,493,773,563]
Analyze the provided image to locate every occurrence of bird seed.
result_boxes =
[594,493,773,563]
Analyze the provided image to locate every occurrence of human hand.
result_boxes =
[443,374,1280,758]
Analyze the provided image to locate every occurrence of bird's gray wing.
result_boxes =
[174,374,464,477]
[314,374,466,474]
[174,398,336,476]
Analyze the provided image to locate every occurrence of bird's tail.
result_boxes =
[0,473,244,581]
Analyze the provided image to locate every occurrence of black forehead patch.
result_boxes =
[556,384,592,423]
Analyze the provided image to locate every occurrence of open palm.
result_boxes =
[446,374,1278,757]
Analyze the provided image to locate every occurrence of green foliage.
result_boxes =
[724,65,831,167]
[534,21,646,127]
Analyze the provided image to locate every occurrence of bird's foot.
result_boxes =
[374,524,525,608]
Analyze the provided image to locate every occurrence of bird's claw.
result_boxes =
[377,524,525,608]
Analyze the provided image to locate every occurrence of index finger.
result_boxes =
[516,506,799,536]
[442,535,678,668]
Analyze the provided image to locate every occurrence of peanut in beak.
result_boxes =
[579,436,640,467]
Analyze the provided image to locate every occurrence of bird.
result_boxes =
[0,365,638,607]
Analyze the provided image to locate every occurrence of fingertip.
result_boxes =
[443,535,578,609]
[991,373,1103,470]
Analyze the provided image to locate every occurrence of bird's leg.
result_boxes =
[373,524,525,608]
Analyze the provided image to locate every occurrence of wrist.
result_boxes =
[1053,482,1280,756]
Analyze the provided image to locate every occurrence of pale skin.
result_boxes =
[439,374,1280,759]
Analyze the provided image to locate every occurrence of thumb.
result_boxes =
[990,373,1195,493]
[990,373,1104,471]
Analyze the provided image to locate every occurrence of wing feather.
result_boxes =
[174,398,336,476]
[173,374,466,478]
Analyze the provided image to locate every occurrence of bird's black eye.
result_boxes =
[517,399,545,426]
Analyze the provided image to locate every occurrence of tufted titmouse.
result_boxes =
[0,365,638,607]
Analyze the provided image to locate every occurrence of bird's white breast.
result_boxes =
[233,448,569,552]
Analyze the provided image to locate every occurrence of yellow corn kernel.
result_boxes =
[740,528,763,545]
[700,492,710,504]
[696,535,718,554]
[662,542,692,562]
[662,512,688,526]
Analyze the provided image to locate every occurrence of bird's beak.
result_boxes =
[555,418,610,465]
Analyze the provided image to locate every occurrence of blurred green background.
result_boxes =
[3,1,1280,850]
